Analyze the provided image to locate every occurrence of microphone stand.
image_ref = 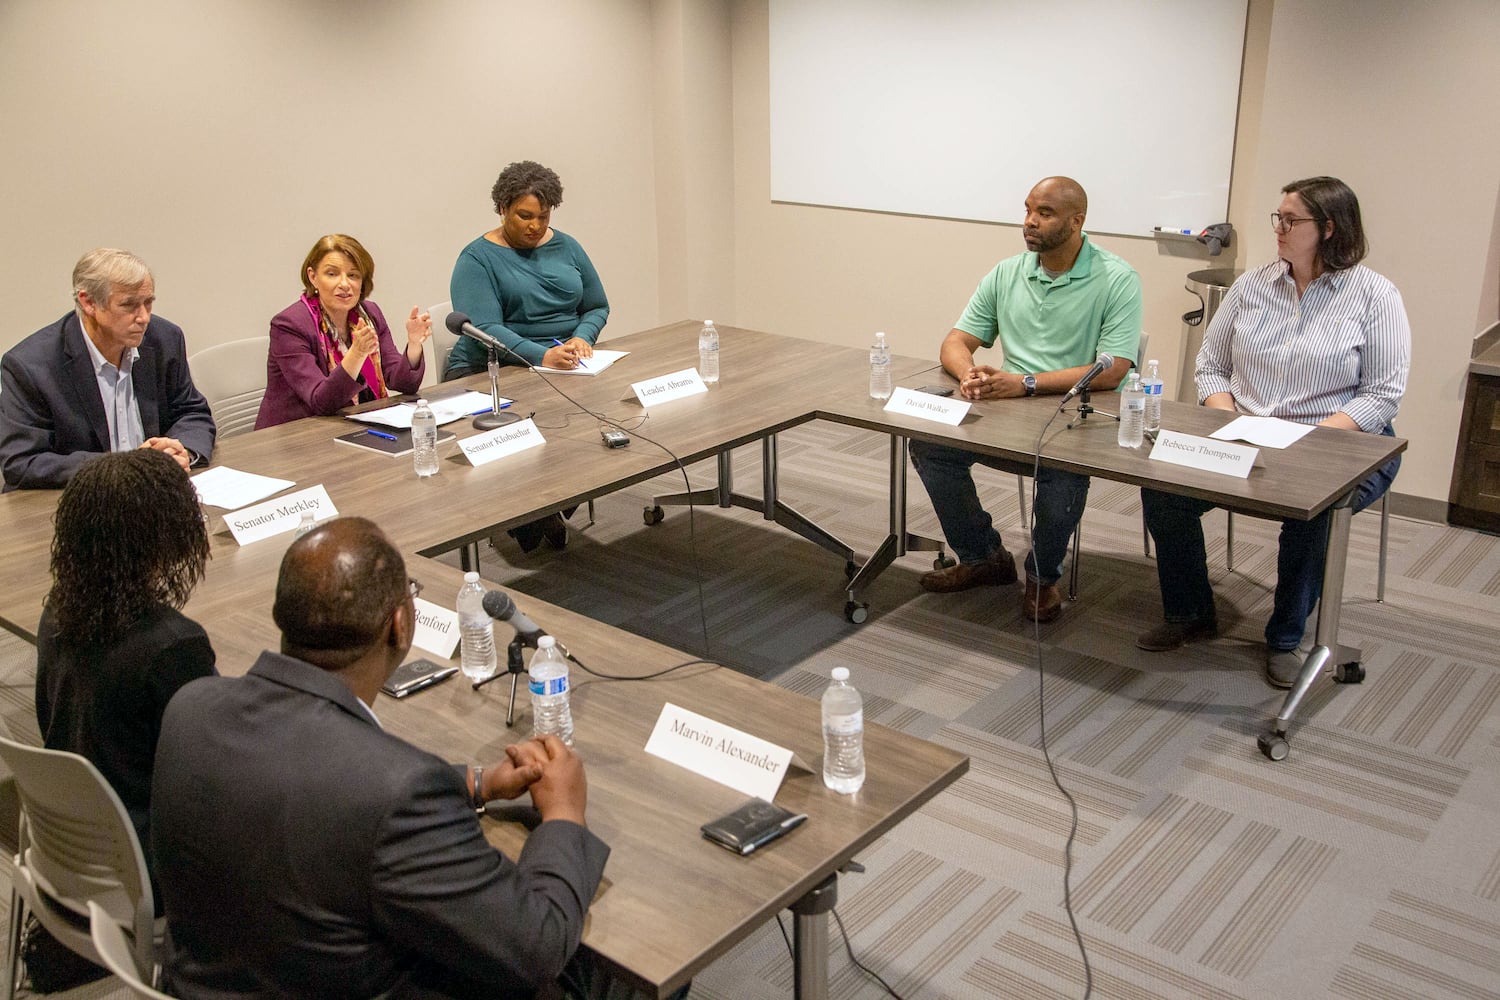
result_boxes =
[1065,385,1119,430]
[472,629,546,727]
[472,347,524,430]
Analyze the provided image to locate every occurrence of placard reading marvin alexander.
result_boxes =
[644,702,800,800]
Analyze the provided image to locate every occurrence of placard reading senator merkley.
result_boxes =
[224,485,338,545]
[458,418,545,467]
[644,702,794,800]
[884,387,971,426]
[632,368,707,408]
[1149,430,1258,478]
[411,598,460,659]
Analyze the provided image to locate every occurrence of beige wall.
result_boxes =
[0,0,662,359]
[5,0,1498,504]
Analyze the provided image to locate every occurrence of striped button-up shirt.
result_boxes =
[1195,259,1410,432]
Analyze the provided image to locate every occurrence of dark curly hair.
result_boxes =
[490,160,564,215]
[1282,176,1368,271]
[47,450,210,646]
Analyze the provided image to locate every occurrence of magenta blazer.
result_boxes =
[254,299,426,430]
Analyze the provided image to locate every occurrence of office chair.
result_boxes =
[88,902,174,1000]
[0,735,158,1000]
[187,336,271,438]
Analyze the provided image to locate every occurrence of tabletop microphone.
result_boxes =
[481,589,546,643]
[445,311,532,367]
[1061,352,1115,402]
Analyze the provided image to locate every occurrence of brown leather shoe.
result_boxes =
[1023,578,1062,623]
[920,549,1018,593]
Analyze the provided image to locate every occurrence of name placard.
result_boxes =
[458,418,546,467]
[1149,430,1258,478]
[644,702,793,800]
[224,485,338,545]
[411,598,460,659]
[632,368,707,408]
[884,387,971,426]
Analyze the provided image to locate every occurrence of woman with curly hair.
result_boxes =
[35,448,216,873]
[446,159,610,380]
[448,160,609,551]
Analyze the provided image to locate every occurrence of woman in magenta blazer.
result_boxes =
[255,234,430,429]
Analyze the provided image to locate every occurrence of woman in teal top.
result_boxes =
[446,160,609,379]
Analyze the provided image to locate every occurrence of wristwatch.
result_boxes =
[1022,374,1037,397]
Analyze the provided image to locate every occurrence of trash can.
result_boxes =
[1179,268,1241,402]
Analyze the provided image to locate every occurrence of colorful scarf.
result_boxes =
[301,293,389,403]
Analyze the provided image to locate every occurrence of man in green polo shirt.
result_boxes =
[912,177,1142,622]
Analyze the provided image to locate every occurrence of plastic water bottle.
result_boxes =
[869,331,892,400]
[1142,359,1163,433]
[412,398,439,478]
[1118,371,1145,448]
[456,572,497,682]
[698,320,720,384]
[528,635,573,745]
[821,667,865,794]
[292,510,316,539]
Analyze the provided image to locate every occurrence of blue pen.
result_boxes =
[551,338,588,369]
[365,429,398,441]
[468,402,511,415]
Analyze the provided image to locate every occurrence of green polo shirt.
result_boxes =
[954,234,1142,376]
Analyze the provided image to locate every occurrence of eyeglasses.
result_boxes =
[408,578,423,600]
[1270,212,1317,234]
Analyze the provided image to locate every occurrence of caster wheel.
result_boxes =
[643,506,664,526]
[844,560,858,581]
[1335,662,1365,684]
[844,602,869,625]
[933,554,956,570]
[1257,732,1289,761]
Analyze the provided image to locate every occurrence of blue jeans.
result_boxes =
[910,440,1090,586]
[1141,426,1400,651]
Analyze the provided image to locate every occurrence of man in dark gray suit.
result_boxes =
[151,517,610,999]
[0,248,215,491]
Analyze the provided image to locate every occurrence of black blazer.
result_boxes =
[152,652,610,1000]
[0,312,216,490]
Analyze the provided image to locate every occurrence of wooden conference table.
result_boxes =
[0,322,961,1000]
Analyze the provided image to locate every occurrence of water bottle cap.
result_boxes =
[463,571,479,583]
[831,667,849,681]
[537,635,557,648]
[416,398,428,405]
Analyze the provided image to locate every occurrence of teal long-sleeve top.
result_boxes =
[446,229,609,377]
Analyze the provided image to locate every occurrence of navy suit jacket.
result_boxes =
[152,651,610,1000]
[0,312,216,490]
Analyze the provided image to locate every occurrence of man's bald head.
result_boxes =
[274,516,409,669]
[1031,176,1088,218]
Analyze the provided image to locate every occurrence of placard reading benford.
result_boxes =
[644,702,794,800]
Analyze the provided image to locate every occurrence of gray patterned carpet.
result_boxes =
[3,420,1497,999]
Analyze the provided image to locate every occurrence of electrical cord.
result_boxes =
[1029,399,1093,999]
[484,348,716,659]
[564,651,721,683]
[770,908,908,1000]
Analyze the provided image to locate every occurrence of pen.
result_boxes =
[551,338,588,369]
[365,429,398,441]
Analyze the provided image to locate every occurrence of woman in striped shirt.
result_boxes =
[1135,176,1411,689]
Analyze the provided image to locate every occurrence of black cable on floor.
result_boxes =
[1028,402,1094,999]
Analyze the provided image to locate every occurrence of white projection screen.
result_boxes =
[769,0,1248,237]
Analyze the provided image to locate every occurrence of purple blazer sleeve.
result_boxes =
[254,299,424,430]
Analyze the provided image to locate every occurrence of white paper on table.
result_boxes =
[191,466,296,509]
[1209,415,1315,449]
[346,391,508,429]
[533,349,629,376]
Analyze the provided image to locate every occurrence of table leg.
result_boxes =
[842,435,947,622]
[791,872,838,1000]
[1259,497,1364,760]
